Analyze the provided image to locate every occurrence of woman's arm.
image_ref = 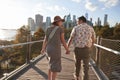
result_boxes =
[60,33,69,54]
[41,36,47,54]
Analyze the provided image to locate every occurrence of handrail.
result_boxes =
[0,41,119,55]
[0,54,46,80]
[94,44,120,55]
[0,39,119,80]
[101,38,120,42]
[0,40,43,49]
[0,40,44,80]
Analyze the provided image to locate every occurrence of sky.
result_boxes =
[0,0,120,29]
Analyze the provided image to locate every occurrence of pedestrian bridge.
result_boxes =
[0,38,120,80]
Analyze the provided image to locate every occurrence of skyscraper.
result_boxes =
[45,17,51,30]
[73,15,77,26]
[85,13,88,20]
[66,14,72,28]
[97,17,101,26]
[87,18,93,27]
[90,18,92,22]
[35,14,43,30]
[104,14,108,26]
[67,14,71,21]
[28,17,35,31]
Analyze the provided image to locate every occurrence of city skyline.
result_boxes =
[0,0,120,29]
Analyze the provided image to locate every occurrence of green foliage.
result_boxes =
[33,28,45,40]
[94,23,120,40]
[113,23,120,39]
[15,25,30,43]
[64,28,73,40]
[31,28,45,58]
[100,25,113,38]
[93,25,103,36]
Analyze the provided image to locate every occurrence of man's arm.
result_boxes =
[67,36,73,47]
[67,27,75,47]
[91,28,96,45]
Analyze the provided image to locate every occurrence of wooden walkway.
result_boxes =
[13,46,99,80]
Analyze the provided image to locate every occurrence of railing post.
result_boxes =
[26,31,31,63]
[29,34,32,61]
[96,36,101,68]
[0,62,1,73]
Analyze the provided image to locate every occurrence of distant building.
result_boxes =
[45,17,51,30]
[42,22,46,31]
[97,17,101,26]
[104,14,108,26]
[35,14,43,30]
[87,18,93,27]
[85,13,88,20]
[28,17,35,31]
[65,14,73,28]
[73,15,77,26]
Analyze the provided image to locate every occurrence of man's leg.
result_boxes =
[83,58,90,80]
[74,48,81,78]
[75,58,81,77]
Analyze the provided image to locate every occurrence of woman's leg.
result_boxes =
[52,72,57,80]
[48,69,52,80]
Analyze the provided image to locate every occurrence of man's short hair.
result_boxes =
[78,16,87,22]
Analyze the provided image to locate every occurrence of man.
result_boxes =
[67,16,96,80]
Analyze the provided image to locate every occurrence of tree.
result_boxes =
[15,25,29,43]
[93,25,103,37]
[33,28,45,40]
[30,28,45,58]
[101,25,113,38]
[113,23,120,39]
[64,28,73,40]
[12,25,30,65]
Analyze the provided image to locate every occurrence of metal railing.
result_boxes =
[0,36,120,80]
[0,40,44,80]
[91,37,120,80]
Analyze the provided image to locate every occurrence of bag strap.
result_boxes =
[47,26,59,44]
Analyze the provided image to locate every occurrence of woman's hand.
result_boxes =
[41,49,45,55]
[65,49,70,54]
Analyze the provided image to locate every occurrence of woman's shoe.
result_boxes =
[73,73,80,80]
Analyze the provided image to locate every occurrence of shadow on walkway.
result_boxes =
[32,65,48,79]
[12,56,48,80]
[61,56,74,62]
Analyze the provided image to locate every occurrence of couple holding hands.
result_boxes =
[41,15,96,80]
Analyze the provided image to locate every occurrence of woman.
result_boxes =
[41,16,69,80]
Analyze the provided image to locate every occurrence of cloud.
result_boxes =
[99,0,119,8]
[47,5,67,12]
[101,7,106,10]
[33,3,48,15]
[85,0,97,11]
[71,0,81,3]
[99,0,107,2]
[33,3,67,15]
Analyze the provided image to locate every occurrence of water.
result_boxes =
[0,29,17,41]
